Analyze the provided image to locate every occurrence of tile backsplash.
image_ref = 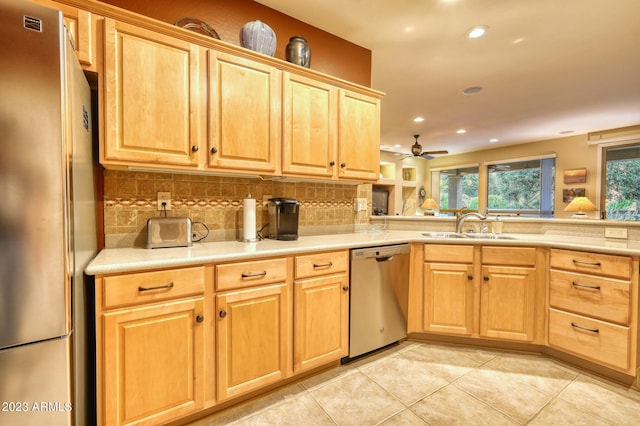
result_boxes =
[103,170,372,248]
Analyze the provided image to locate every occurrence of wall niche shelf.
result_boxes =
[374,153,426,216]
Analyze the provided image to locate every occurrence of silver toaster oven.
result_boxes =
[146,217,192,249]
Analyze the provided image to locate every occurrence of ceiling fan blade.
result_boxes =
[423,150,449,155]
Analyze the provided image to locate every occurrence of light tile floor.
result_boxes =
[188,340,640,425]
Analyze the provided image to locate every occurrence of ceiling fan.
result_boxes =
[406,134,448,160]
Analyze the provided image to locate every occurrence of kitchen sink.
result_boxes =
[421,232,515,240]
[458,233,516,240]
[421,232,467,238]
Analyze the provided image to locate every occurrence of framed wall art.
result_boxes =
[562,187,585,202]
[563,168,587,184]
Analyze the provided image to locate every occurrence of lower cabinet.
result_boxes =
[215,283,290,401]
[422,245,475,335]
[293,251,349,372]
[419,244,540,343]
[96,266,208,426]
[102,298,205,426]
[548,249,637,373]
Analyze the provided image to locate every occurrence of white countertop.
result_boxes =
[86,230,640,276]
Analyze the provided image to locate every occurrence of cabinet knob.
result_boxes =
[340,162,346,168]
[483,276,489,281]
[219,309,227,318]
[329,161,335,166]
[191,145,199,152]
[467,275,473,281]
[342,285,349,292]
[210,147,218,154]
[196,315,204,323]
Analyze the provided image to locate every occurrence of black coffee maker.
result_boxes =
[267,198,300,240]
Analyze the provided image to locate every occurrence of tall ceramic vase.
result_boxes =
[241,20,276,56]
[286,36,311,67]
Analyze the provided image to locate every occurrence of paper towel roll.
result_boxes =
[243,195,257,241]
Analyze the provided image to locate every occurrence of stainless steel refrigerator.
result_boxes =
[0,0,98,425]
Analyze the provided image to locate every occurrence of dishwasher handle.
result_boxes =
[375,255,394,262]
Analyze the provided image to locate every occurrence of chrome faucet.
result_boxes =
[456,211,487,233]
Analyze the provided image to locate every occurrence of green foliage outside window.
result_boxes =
[605,152,640,220]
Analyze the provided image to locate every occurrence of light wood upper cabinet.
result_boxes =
[31,0,97,70]
[282,72,338,178]
[207,51,281,175]
[103,19,202,167]
[338,89,381,181]
[96,15,382,179]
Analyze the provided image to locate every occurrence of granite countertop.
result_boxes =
[86,230,640,276]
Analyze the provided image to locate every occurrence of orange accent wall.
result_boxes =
[99,0,372,87]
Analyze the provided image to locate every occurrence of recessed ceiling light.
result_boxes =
[413,117,425,123]
[466,26,488,39]
[463,86,483,95]
[456,129,467,134]
[393,144,401,148]
[489,138,499,143]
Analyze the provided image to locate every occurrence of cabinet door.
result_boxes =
[32,1,95,67]
[480,265,536,341]
[216,284,290,401]
[338,89,380,181]
[294,274,349,372]
[103,19,201,167]
[102,298,204,426]
[282,72,338,178]
[208,51,281,174]
[423,262,475,335]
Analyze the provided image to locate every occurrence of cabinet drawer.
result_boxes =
[216,258,287,291]
[102,266,205,309]
[295,251,348,279]
[482,246,536,266]
[549,270,631,325]
[548,308,630,372]
[424,244,473,263]
[550,249,632,279]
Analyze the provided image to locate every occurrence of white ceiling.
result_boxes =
[255,0,640,156]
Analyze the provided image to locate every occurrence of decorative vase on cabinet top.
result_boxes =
[241,20,276,56]
[286,36,311,68]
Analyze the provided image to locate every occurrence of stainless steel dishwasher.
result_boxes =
[347,243,410,360]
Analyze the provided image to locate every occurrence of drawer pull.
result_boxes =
[572,259,602,267]
[219,309,227,318]
[571,281,601,291]
[138,282,174,292]
[241,271,267,279]
[313,261,333,269]
[571,322,600,334]
[196,315,204,323]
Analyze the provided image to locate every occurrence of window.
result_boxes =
[603,143,640,221]
[487,157,555,217]
[435,166,479,215]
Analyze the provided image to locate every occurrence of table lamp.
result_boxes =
[421,198,439,216]
[564,196,597,218]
